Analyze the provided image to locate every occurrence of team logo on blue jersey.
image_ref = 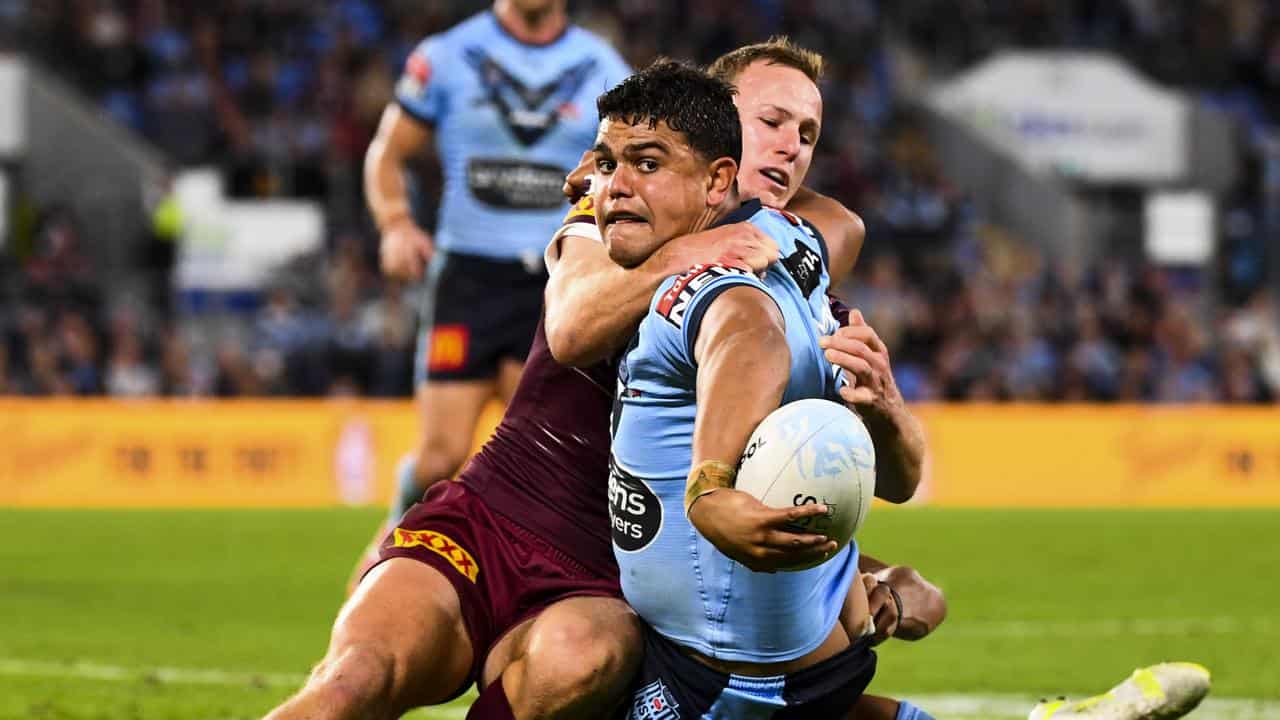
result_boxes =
[781,240,823,297]
[629,678,680,720]
[463,48,598,146]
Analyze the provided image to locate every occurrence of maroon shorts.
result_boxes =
[369,480,622,697]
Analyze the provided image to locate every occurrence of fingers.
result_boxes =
[822,347,874,379]
[838,384,877,406]
[562,150,594,201]
[820,325,888,358]
[744,537,838,573]
[778,501,830,524]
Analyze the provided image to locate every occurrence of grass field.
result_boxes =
[2,507,1277,719]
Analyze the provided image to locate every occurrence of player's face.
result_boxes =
[592,118,735,268]
[501,0,561,15]
[733,61,822,208]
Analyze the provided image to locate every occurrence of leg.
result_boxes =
[267,559,473,720]
[411,377,495,489]
[476,596,641,720]
[495,357,525,404]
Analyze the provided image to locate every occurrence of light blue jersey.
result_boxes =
[609,199,856,664]
[396,12,631,261]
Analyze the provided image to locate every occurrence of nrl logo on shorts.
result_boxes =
[463,47,597,146]
[629,678,680,720]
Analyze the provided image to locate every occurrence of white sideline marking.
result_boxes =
[3,658,1279,719]
[945,616,1278,639]
[0,658,306,688]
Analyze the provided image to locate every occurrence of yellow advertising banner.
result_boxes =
[1,400,1277,507]
[0,399,499,508]
[913,405,1280,507]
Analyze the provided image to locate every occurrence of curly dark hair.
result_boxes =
[596,59,741,165]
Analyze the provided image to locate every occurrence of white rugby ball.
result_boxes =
[735,398,876,571]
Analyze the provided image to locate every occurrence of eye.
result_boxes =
[637,158,659,172]
[760,117,780,128]
[596,158,616,173]
[800,133,815,146]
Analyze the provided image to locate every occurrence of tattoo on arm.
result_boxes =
[684,460,737,515]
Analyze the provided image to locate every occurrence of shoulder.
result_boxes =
[445,11,494,42]
[652,263,768,331]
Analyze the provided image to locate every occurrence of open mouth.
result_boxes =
[605,211,646,226]
[759,168,789,190]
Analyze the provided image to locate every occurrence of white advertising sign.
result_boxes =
[0,58,25,158]
[931,52,1188,184]
[174,169,324,290]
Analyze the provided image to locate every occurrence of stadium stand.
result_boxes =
[0,0,1276,402]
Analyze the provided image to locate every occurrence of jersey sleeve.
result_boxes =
[395,37,448,126]
[544,195,601,272]
[648,264,779,367]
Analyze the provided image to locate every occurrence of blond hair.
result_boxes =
[707,36,824,85]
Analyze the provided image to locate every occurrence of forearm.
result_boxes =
[864,407,925,503]
[544,236,674,366]
[364,135,412,231]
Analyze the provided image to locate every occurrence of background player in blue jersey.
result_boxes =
[362,0,631,539]
[589,60,919,719]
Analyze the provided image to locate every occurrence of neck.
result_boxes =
[494,1,567,44]
[689,189,741,234]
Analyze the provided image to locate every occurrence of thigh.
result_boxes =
[331,558,474,712]
[413,379,494,476]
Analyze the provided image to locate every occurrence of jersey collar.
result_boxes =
[712,198,763,228]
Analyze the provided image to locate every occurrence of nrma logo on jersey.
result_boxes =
[657,264,750,328]
[628,679,680,720]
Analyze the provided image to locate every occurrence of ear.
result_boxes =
[705,157,738,208]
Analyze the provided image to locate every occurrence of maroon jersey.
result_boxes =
[458,317,619,580]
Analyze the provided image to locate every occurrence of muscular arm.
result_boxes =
[690,286,790,468]
[545,225,778,367]
[545,235,697,366]
[364,105,436,279]
[364,105,431,231]
[683,287,836,571]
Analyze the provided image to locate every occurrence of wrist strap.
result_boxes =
[881,581,904,633]
[684,460,737,516]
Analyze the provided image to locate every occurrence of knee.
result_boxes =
[524,611,640,706]
[414,438,469,484]
[304,643,398,717]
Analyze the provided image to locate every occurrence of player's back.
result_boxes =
[397,11,630,263]
[609,199,854,664]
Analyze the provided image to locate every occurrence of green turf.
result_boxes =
[0,507,1275,719]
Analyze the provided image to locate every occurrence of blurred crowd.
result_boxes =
[0,0,1276,402]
